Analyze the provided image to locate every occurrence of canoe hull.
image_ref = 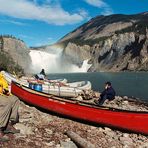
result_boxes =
[11,81,148,135]
[2,71,91,97]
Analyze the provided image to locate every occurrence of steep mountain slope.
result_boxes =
[58,12,148,71]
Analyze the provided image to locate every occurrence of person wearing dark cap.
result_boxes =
[94,81,116,106]
[35,69,46,80]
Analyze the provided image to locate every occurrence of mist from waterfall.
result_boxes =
[29,46,91,74]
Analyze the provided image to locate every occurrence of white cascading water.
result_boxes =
[29,46,91,73]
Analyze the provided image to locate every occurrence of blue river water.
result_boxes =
[48,72,148,102]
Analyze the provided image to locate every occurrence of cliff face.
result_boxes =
[58,12,148,72]
[0,36,31,74]
[63,43,91,65]
[89,31,148,71]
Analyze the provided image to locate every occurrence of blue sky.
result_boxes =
[0,0,147,47]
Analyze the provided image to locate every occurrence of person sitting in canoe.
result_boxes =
[94,81,116,105]
[0,70,20,142]
[35,69,46,80]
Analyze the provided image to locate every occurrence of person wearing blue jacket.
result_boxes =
[95,81,116,106]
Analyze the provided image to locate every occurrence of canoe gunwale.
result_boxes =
[12,81,148,114]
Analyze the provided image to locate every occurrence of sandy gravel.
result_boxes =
[0,96,148,148]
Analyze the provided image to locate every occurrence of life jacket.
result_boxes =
[0,81,3,94]
[0,72,9,95]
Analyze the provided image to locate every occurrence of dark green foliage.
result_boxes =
[0,34,24,43]
[115,20,148,35]
[60,12,148,43]
[0,35,24,74]
[60,12,148,48]
[62,36,110,47]
[0,51,24,74]
[62,19,147,47]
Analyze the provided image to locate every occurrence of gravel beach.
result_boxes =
[0,96,148,148]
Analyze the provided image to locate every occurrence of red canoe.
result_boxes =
[11,81,148,135]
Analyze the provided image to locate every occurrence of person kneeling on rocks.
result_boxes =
[94,81,116,106]
[0,71,20,142]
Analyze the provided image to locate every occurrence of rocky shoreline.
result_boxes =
[0,96,148,148]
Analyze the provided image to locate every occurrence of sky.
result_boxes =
[0,0,147,47]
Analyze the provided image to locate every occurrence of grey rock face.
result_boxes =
[58,12,148,72]
[0,37,32,73]
[90,32,148,72]
[64,43,91,65]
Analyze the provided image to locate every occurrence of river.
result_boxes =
[48,72,148,102]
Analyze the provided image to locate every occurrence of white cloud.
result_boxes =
[77,8,89,18]
[84,0,113,15]
[0,19,27,26]
[84,0,106,8]
[101,7,113,16]
[0,0,85,25]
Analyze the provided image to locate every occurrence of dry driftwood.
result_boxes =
[66,131,96,148]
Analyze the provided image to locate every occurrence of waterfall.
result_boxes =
[29,46,91,73]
